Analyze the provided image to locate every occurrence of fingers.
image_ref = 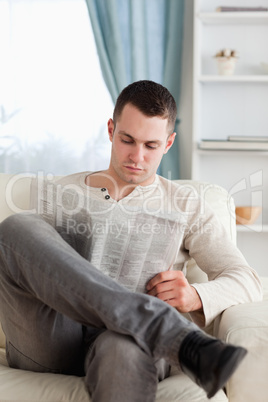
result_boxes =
[145,270,202,313]
[155,290,175,302]
[147,282,174,299]
[146,270,185,292]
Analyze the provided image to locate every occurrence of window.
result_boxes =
[0,0,114,175]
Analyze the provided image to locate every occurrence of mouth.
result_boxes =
[124,165,143,172]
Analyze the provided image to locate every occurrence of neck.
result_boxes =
[85,170,137,201]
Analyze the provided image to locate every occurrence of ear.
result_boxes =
[107,118,114,142]
[163,132,176,154]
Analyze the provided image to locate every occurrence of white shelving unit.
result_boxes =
[192,0,268,275]
[199,75,268,82]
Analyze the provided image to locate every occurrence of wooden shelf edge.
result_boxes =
[198,12,268,24]
[196,148,268,156]
[198,75,268,83]
[236,224,268,233]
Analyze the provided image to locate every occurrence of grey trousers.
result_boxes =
[0,213,197,402]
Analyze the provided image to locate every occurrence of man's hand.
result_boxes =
[146,270,203,313]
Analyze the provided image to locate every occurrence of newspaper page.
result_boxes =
[36,181,184,294]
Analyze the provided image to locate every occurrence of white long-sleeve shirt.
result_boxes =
[37,172,262,327]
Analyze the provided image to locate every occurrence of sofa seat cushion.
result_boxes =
[157,367,228,401]
[0,348,227,402]
[0,348,90,402]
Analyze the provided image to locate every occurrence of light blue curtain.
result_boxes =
[85,0,185,179]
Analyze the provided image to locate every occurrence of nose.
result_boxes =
[129,145,144,163]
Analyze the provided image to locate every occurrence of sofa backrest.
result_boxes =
[0,173,33,222]
[0,173,236,348]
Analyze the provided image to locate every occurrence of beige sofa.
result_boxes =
[0,172,267,402]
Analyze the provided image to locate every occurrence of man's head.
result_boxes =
[106,80,177,192]
[113,80,177,136]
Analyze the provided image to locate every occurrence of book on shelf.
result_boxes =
[216,6,268,12]
[228,135,268,142]
[199,139,268,151]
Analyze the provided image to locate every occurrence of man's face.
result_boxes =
[107,103,175,188]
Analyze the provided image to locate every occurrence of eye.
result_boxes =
[146,144,158,150]
[121,139,133,144]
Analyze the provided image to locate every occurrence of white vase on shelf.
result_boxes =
[216,57,237,75]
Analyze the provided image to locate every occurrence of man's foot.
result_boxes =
[179,331,247,399]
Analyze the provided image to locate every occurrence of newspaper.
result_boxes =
[36,181,184,294]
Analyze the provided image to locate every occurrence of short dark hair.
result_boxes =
[113,80,177,135]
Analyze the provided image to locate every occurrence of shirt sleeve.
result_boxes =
[183,200,263,327]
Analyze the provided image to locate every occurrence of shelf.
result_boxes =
[199,75,268,83]
[236,224,268,233]
[198,12,268,25]
[193,1,268,275]
[196,148,268,156]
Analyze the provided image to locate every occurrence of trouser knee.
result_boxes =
[85,330,157,373]
[85,330,159,402]
[0,213,40,245]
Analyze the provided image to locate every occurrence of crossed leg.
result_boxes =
[0,213,247,401]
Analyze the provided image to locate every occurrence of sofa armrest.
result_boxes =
[215,297,268,402]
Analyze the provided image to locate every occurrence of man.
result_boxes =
[0,80,262,401]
